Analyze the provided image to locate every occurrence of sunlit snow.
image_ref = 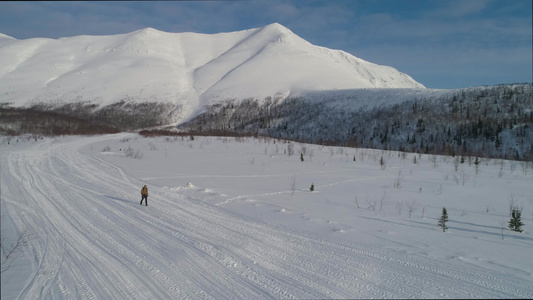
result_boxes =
[1,134,532,299]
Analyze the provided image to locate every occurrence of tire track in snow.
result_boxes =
[155,185,533,299]
[3,137,175,299]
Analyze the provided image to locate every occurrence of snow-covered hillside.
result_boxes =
[1,134,532,299]
[0,23,424,121]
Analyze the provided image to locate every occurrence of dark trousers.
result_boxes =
[140,195,148,206]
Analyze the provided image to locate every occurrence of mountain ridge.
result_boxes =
[0,23,425,123]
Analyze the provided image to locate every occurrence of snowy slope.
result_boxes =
[1,134,532,299]
[0,24,424,120]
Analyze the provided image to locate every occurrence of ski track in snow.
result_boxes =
[2,135,533,299]
[215,174,388,206]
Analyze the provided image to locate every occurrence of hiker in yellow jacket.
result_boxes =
[140,185,148,206]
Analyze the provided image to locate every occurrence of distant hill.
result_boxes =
[179,84,533,160]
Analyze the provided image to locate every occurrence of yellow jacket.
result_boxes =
[141,186,148,196]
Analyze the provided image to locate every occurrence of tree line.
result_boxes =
[1,100,183,135]
[2,83,531,161]
[179,84,533,161]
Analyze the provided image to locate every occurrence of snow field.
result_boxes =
[1,133,532,299]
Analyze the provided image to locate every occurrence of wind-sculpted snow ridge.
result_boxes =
[2,134,532,299]
[0,23,424,123]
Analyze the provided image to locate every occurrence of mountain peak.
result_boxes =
[261,22,297,38]
[262,22,290,32]
[128,27,167,39]
[134,27,164,35]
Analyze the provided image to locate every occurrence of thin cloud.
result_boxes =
[426,0,491,18]
[0,0,530,89]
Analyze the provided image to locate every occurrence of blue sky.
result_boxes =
[1,0,531,89]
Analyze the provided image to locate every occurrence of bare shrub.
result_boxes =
[124,146,143,159]
[367,198,377,211]
[499,218,505,240]
[521,161,530,176]
[379,190,387,212]
[436,184,443,195]
[450,174,460,185]
[1,219,30,274]
[429,155,438,168]
[453,156,460,172]
[394,170,403,189]
[460,167,469,186]
[291,175,296,196]
[400,151,407,161]
[395,200,404,215]
[287,143,294,157]
[510,161,516,173]
[300,144,307,156]
[406,200,416,218]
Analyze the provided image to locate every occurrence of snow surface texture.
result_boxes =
[1,134,532,299]
[0,23,424,120]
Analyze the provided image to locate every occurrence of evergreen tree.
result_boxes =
[439,207,448,232]
[508,207,524,233]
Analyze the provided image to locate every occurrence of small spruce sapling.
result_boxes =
[508,207,524,233]
[439,207,448,232]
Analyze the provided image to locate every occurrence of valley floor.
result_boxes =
[1,134,532,299]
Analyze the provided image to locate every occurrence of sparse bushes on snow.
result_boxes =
[119,134,530,239]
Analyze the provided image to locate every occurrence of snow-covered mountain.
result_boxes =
[0,23,424,120]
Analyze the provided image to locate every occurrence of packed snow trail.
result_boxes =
[2,134,532,299]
